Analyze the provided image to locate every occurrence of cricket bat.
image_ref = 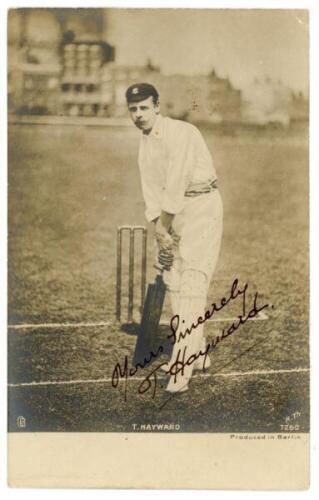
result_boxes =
[132,267,166,367]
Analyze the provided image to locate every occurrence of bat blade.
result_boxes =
[132,274,166,367]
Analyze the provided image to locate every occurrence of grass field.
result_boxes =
[8,122,309,432]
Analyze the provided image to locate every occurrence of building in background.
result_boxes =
[8,8,308,126]
[290,91,309,125]
[109,68,242,124]
[241,78,296,127]
[8,62,61,115]
[8,9,62,114]
[185,70,242,124]
[8,8,115,115]
[60,40,114,117]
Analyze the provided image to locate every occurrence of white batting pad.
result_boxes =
[166,269,207,392]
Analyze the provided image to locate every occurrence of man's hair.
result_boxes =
[150,94,159,105]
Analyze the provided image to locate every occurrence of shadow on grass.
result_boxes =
[121,322,173,357]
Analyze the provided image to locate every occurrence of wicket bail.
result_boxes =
[116,225,147,323]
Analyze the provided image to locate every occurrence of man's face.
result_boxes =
[128,96,159,133]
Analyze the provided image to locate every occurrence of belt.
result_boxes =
[184,179,218,197]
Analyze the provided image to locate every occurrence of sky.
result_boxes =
[105,9,309,93]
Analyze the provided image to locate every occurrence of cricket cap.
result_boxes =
[125,83,159,104]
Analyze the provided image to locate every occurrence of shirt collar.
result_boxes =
[143,114,163,139]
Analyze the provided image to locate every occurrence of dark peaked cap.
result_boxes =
[126,83,159,103]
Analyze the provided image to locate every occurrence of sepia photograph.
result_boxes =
[6,5,310,489]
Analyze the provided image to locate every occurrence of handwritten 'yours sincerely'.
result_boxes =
[111,278,269,401]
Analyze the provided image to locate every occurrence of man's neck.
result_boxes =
[142,113,161,135]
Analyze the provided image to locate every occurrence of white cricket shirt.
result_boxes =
[138,114,217,222]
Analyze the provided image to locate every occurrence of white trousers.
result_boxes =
[163,189,223,391]
[164,189,223,296]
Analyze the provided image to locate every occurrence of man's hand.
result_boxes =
[155,218,173,252]
[169,228,181,251]
[154,211,180,271]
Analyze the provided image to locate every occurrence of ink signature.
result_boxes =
[111,278,269,401]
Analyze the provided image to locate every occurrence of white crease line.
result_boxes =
[206,368,309,378]
[7,311,269,331]
[8,367,309,388]
[163,309,269,324]
[8,321,112,330]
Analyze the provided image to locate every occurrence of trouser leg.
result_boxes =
[166,269,208,393]
[164,255,182,316]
